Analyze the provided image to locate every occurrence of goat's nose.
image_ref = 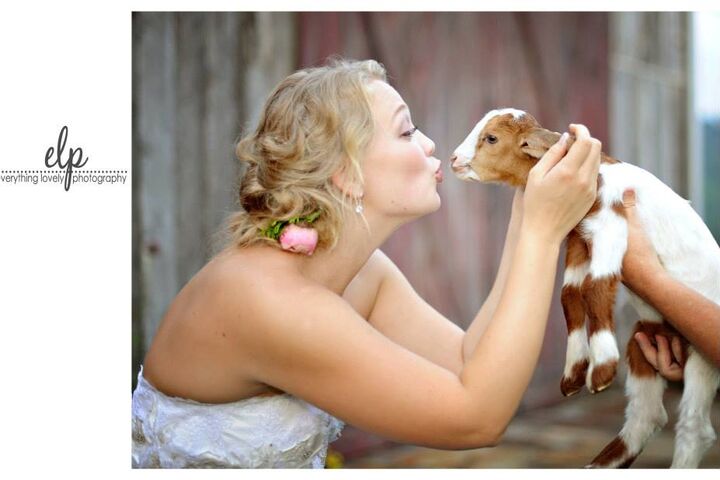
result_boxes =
[450,153,470,171]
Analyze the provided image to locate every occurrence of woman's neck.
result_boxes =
[217,209,405,296]
[296,209,399,295]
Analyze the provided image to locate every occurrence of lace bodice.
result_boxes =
[131,366,344,468]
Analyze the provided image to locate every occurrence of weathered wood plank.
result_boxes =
[136,12,178,354]
[204,12,242,261]
[175,13,208,284]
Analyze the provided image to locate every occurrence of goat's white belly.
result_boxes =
[590,163,720,317]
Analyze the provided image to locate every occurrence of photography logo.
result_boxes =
[0,125,127,191]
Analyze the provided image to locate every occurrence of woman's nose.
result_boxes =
[421,131,435,156]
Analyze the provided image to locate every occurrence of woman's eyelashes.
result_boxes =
[401,126,418,138]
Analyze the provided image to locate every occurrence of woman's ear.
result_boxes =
[331,167,363,199]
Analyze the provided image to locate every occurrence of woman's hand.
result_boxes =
[633,332,685,381]
[522,124,601,246]
[620,189,664,290]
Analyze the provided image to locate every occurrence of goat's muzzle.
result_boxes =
[449,153,471,173]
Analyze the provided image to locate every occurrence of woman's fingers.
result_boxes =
[671,336,685,366]
[635,332,684,381]
[579,134,602,179]
[562,124,594,171]
[569,123,591,139]
[656,335,673,370]
[655,334,685,381]
[531,132,569,177]
[634,332,659,369]
[622,189,637,208]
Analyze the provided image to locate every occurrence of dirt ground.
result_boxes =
[339,385,720,469]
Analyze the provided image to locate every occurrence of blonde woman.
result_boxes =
[132,59,602,468]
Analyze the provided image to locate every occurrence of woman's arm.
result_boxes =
[621,189,720,369]
[352,189,546,379]
[461,188,524,363]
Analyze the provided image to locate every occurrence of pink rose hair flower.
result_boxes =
[261,211,321,256]
[279,224,318,256]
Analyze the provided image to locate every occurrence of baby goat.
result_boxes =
[451,108,720,468]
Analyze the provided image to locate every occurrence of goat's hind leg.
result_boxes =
[588,320,669,468]
[560,230,590,396]
[671,348,720,468]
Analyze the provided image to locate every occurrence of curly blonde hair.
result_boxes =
[218,58,387,253]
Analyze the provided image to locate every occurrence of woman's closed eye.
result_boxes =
[401,126,418,138]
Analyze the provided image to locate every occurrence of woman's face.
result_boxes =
[360,80,442,221]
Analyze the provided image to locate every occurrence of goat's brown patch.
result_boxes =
[581,275,620,335]
[618,454,639,468]
[561,286,586,331]
[565,230,590,267]
[586,198,603,218]
[589,436,633,468]
[590,359,618,393]
[561,359,590,397]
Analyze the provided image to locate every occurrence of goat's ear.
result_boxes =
[521,128,562,159]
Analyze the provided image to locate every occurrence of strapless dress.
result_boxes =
[131,366,344,468]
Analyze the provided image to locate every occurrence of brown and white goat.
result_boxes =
[451,108,720,468]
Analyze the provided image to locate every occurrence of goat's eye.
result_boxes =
[486,135,498,144]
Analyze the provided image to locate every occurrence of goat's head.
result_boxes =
[450,108,562,187]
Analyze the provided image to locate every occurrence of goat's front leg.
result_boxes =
[560,230,591,396]
[581,273,621,392]
[580,207,628,393]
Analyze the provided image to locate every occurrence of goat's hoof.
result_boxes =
[589,436,637,468]
[561,386,581,397]
[560,378,582,397]
[561,359,589,396]
[587,360,617,393]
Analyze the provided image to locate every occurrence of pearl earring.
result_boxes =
[354,196,364,214]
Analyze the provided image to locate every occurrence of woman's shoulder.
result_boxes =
[207,246,327,321]
[142,246,315,402]
[211,244,312,287]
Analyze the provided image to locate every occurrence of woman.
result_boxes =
[131,58,603,468]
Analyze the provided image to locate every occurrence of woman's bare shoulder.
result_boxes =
[142,245,311,402]
[205,246,321,326]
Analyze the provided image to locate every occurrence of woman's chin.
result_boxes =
[431,192,441,212]
[417,194,442,217]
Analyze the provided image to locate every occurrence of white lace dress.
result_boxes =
[131,366,345,468]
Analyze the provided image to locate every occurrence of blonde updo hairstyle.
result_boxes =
[222,58,388,252]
